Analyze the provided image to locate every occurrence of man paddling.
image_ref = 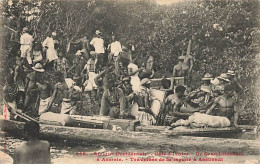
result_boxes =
[14,121,51,164]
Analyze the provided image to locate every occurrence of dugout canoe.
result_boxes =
[1,118,260,155]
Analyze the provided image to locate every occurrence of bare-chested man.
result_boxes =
[36,78,52,115]
[163,85,189,125]
[172,56,189,78]
[206,84,238,126]
[24,63,44,110]
[44,72,70,113]
[14,121,51,164]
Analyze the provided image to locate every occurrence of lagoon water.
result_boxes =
[0,130,259,164]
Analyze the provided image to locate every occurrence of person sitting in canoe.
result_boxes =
[162,85,188,125]
[206,84,238,126]
[14,121,51,164]
[182,73,214,113]
[99,72,126,119]
[127,78,156,125]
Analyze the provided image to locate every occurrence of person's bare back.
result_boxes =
[14,140,51,164]
[14,121,51,164]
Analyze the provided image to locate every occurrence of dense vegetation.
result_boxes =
[0,0,259,125]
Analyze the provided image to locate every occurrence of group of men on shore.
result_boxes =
[3,27,242,127]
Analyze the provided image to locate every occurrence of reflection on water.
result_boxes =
[0,131,259,164]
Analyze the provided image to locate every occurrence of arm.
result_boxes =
[118,88,126,116]
[206,97,220,115]
[99,90,108,115]
[14,66,19,82]
[189,57,194,72]
[45,84,59,112]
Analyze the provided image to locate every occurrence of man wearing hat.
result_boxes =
[90,30,105,70]
[24,63,44,109]
[172,55,189,86]
[183,73,215,112]
[99,72,126,119]
[20,27,34,66]
[127,78,156,125]
[226,70,242,94]
[206,84,238,126]
[216,73,231,90]
[42,32,59,70]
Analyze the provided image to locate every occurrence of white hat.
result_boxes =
[226,70,235,76]
[95,30,101,35]
[22,27,29,32]
[217,73,230,82]
[76,50,83,56]
[32,63,44,72]
[202,73,213,80]
[52,32,57,36]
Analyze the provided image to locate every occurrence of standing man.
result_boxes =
[82,51,98,99]
[14,121,51,164]
[90,30,105,71]
[24,63,44,111]
[42,32,59,70]
[172,56,189,78]
[108,35,122,76]
[20,27,33,67]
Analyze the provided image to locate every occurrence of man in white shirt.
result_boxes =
[108,35,122,76]
[20,27,33,66]
[90,30,105,71]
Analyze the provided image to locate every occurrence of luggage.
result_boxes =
[105,119,140,131]
[40,112,70,126]
[65,115,110,129]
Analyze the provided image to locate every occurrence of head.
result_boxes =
[51,32,57,38]
[226,70,236,80]
[22,27,29,33]
[56,71,65,83]
[111,35,116,42]
[224,84,234,97]
[178,56,185,63]
[95,30,101,37]
[24,121,40,140]
[175,85,186,98]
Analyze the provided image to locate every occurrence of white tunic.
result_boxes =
[90,37,105,54]
[42,37,58,62]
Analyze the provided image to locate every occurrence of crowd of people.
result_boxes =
[3,27,242,127]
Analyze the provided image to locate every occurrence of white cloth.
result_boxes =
[90,37,105,54]
[84,59,97,73]
[84,72,98,91]
[61,100,76,115]
[38,97,51,115]
[20,33,33,64]
[110,41,122,56]
[128,63,139,75]
[65,78,76,89]
[136,111,156,126]
[42,37,58,61]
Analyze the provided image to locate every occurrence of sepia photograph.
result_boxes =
[0,0,259,164]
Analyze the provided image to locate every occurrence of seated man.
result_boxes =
[163,85,189,125]
[206,84,238,126]
[183,73,214,112]
[99,73,126,119]
[127,78,156,125]
[14,121,51,164]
